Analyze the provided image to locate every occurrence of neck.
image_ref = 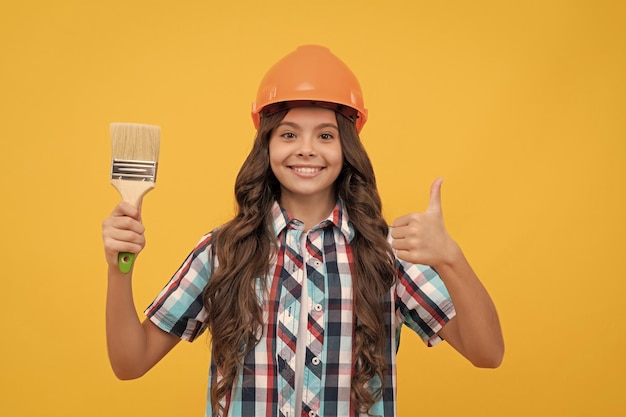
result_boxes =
[279,192,336,231]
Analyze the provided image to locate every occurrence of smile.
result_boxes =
[290,166,323,174]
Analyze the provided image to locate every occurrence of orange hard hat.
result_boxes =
[251,45,368,132]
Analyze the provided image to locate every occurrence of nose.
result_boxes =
[297,136,316,157]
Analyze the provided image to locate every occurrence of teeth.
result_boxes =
[293,167,320,174]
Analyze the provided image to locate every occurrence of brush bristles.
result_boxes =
[110,123,161,162]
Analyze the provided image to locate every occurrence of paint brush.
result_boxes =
[110,122,161,273]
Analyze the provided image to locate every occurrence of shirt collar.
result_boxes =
[271,199,355,242]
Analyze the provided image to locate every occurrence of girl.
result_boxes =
[103,45,504,417]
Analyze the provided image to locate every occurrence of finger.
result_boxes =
[394,249,413,263]
[427,177,444,214]
[390,237,413,251]
[103,222,145,245]
[104,236,144,254]
[390,226,403,240]
[392,214,411,228]
[111,201,141,220]
[103,215,145,238]
[118,217,145,235]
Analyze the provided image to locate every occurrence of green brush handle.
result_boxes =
[118,252,136,274]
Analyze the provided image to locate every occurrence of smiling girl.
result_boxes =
[102,45,504,417]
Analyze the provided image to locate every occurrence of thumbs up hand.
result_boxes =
[391,178,459,267]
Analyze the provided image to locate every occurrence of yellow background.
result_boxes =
[1,1,624,416]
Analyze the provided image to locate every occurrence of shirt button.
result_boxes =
[311,356,321,365]
[314,304,323,312]
[313,260,321,267]
[309,411,317,417]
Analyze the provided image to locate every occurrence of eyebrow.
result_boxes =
[277,121,339,130]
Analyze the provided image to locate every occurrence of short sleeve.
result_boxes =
[144,233,214,342]
[395,259,456,347]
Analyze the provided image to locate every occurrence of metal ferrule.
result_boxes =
[111,159,158,182]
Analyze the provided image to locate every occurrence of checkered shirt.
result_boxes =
[145,200,455,417]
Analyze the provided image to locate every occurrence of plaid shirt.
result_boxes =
[146,200,455,417]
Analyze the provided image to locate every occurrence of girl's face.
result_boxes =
[269,107,343,208]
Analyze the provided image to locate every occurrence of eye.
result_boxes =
[280,132,296,139]
[319,133,334,140]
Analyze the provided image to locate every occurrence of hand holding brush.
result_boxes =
[108,123,161,273]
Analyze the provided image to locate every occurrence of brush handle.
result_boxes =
[118,252,136,274]
[110,179,155,274]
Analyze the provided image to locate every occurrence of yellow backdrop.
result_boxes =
[1,1,624,416]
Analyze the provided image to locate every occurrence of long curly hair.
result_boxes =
[203,109,396,416]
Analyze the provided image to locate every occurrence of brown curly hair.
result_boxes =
[203,109,396,416]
